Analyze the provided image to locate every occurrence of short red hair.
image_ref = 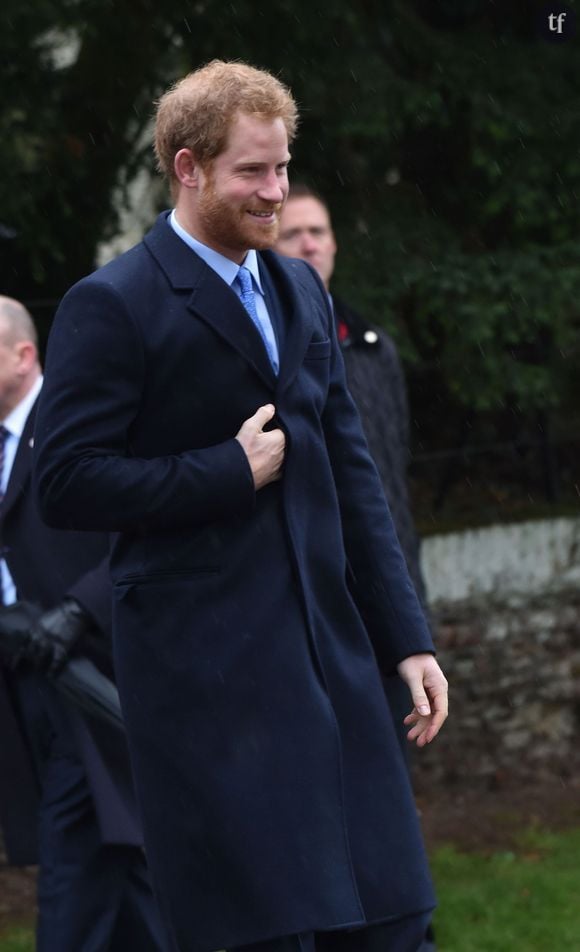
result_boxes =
[154,60,298,194]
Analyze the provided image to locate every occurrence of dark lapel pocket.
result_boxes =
[304,338,331,360]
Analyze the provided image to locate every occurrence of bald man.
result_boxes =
[0,297,166,951]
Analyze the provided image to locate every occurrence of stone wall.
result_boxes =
[412,517,580,790]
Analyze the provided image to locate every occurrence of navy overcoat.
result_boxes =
[34,212,436,952]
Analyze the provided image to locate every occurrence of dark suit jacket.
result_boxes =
[0,399,143,864]
[34,212,436,951]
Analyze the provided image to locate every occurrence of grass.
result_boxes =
[430,827,580,950]
[3,828,580,950]
[0,929,34,952]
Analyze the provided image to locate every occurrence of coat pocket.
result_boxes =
[114,568,219,588]
[304,338,331,360]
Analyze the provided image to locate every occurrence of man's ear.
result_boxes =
[16,341,37,375]
[174,148,200,189]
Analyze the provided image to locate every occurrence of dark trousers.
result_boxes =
[14,673,167,952]
[231,912,433,952]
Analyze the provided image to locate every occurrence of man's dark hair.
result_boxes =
[287,183,330,213]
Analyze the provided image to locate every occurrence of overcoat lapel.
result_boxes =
[187,270,276,389]
[258,250,314,396]
[1,402,36,519]
[144,214,321,394]
[144,215,276,390]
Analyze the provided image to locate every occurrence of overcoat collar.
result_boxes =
[333,296,381,351]
[1,400,36,520]
[143,213,314,393]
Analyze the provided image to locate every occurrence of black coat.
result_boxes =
[333,298,426,605]
[34,213,436,952]
[0,400,143,864]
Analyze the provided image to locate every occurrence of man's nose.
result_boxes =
[301,234,319,254]
[258,172,286,204]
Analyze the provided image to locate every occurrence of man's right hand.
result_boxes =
[0,601,43,669]
[235,404,286,490]
[0,598,95,677]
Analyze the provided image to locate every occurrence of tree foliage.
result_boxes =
[0,0,178,298]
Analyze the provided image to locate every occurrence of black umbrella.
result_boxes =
[53,656,124,731]
[0,602,125,732]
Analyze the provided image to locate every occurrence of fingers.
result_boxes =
[397,654,448,748]
[408,677,431,719]
[400,667,433,732]
[235,405,286,490]
[404,691,447,747]
[248,403,276,432]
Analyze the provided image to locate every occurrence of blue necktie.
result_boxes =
[236,266,277,372]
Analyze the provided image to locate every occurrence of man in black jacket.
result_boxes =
[0,296,166,951]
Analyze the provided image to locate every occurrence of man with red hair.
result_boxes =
[35,61,447,952]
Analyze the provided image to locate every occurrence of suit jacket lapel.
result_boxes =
[259,251,315,395]
[144,214,276,390]
[1,401,36,519]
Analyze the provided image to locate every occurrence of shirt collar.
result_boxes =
[3,375,43,438]
[169,210,264,295]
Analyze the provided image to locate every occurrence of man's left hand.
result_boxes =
[397,653,448,747]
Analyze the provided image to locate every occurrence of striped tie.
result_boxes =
[0,425,9,505]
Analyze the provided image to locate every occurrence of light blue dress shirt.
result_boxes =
[169,210,279,373]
